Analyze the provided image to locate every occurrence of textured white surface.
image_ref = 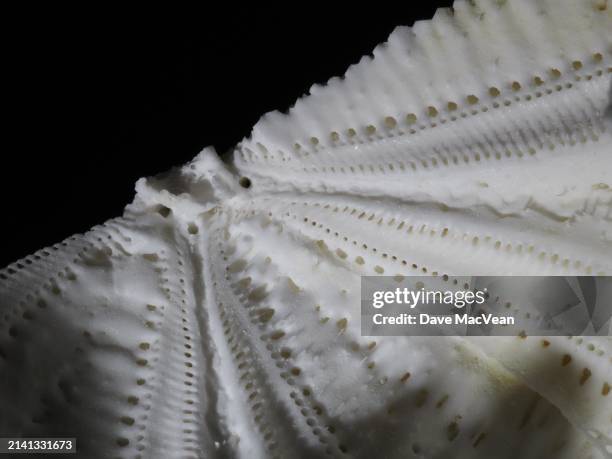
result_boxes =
[1,1,611,458]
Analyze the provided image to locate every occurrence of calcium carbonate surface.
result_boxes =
[1,1,611,458]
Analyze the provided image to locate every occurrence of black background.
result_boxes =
[2,4,453,267]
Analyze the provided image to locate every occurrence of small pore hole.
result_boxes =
[157,205,171,218]
[239,177,252,188]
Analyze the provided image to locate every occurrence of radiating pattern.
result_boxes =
[1,1,611,458]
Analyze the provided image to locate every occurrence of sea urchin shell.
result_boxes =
[1,1,612,458]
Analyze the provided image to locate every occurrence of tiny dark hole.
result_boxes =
[157,205,171,218]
